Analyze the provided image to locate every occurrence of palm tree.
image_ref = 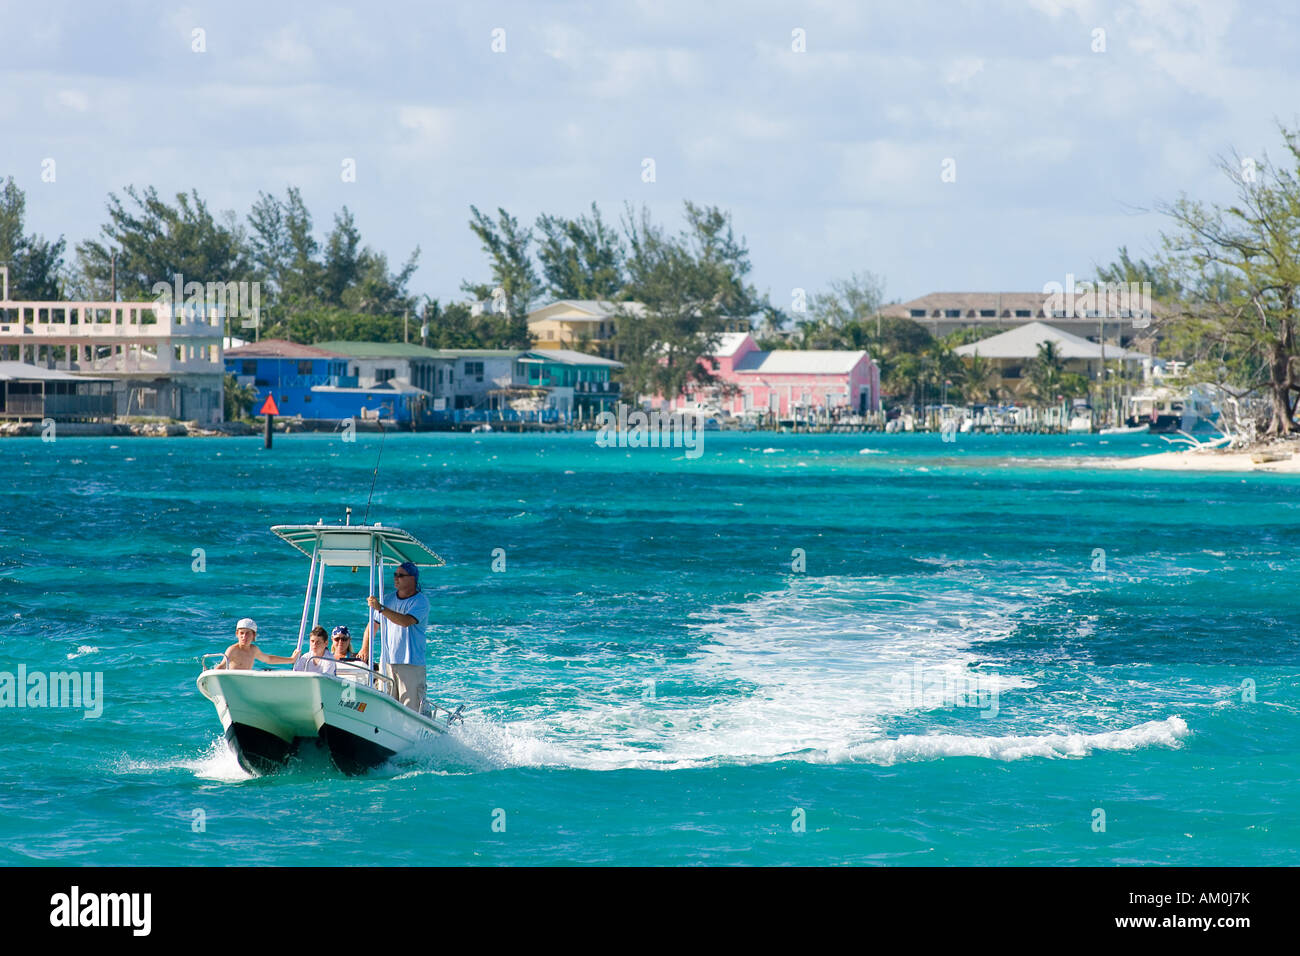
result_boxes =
[1026,341,1067,404]
[960,352,1002,404]
[223,373,257,421]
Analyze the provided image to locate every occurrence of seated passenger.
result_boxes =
[217,618,300,670]
[293,626,336,674]
[331,625,360,663]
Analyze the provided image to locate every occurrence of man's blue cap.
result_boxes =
[397,561,419,583]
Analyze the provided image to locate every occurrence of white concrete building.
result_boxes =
[0,296,225,423]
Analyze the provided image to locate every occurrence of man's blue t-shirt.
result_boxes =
[381,590,429,666]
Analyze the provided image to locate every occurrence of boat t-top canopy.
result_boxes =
[272,523,445,568]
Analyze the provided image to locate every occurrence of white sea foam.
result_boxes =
[437,572,1193,774]
[117,738,251,782]
[66,645,99,659]
[825,717,1189,765]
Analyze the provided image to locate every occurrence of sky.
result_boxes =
[1,0,1297,310]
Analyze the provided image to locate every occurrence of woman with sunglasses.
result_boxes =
[331,625,361,663]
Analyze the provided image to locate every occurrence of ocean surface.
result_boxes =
[1,430,1297,865]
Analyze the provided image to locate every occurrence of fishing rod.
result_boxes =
[362,417,387,526]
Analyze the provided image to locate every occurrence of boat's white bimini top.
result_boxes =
[272,523,445,569]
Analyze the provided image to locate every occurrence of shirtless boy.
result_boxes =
[216,618,300,670]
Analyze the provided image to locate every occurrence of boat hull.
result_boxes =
[197,669,447,776]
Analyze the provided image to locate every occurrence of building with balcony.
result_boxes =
[877,291,1163,344]
[0,297,225,423]
[514,349,623,420]
[527,300,645,359]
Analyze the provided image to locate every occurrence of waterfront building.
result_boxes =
[515,349,623,420]
[313,341,446,395]
[953,321,1147,389]
[253,341,623,426]
[667,332,879,418]
[0,296,225,423]
[0,362,115,422]
[878,291,1163,343]
[226,339,428,424]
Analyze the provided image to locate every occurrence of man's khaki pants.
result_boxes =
[382,663,428,715]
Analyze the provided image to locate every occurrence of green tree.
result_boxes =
[870,317,934,402]
[1022,341,1089,403]
[0,176,66,300]
[809,271,885,328]
[420,298,490,349]
[1155,128,1300,433]
[75,186,250,301]
[223,372,257,421]
[753,304,789,349]
[615,202,763,400]
[535,202,625,300]
[1094,245,1185,301]
[244,191,417,341]
[461,205,537,348]
[958,352,1003,404]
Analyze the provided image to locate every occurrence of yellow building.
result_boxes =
[526,300,644,359]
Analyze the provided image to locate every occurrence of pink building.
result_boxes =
[669,332,880,417]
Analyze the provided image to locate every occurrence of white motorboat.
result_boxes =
[1123,385,1222,434]
[1067,400,1094,433]
[197,521,462,775]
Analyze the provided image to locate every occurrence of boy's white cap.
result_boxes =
[236,618,257,632]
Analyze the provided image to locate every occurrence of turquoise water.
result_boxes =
[2,431,1297,865]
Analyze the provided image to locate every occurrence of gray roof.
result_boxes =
[226,339,346,358]
[423,349,524,359]
[314,341,447,359]
[733,350,871,375]
[528,299,647,319]
[523,348,623,368]
[0,361,113,382]
[880,290,1165,320]
[953,322,1147,361]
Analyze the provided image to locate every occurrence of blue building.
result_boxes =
[224,339,428,423]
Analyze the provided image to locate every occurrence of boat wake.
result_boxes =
[396,569,1192,774]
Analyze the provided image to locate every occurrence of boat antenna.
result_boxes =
[362,418,387,526]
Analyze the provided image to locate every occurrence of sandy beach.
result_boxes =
[1104,441,1300,473]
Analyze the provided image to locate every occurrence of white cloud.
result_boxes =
[398,106,452,139]
[1024,0,1096,18]
[261,25,314,69]
[732,111,795,143]
[945,57,985,86]
[56,89,90,112]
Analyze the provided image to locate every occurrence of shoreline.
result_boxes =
[4,424,1299,476]
[1098,440,1300,474]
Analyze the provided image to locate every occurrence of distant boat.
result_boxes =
[1123,385,1222,434]
[1068,400,1094,433]
[1099,423,1148,435]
